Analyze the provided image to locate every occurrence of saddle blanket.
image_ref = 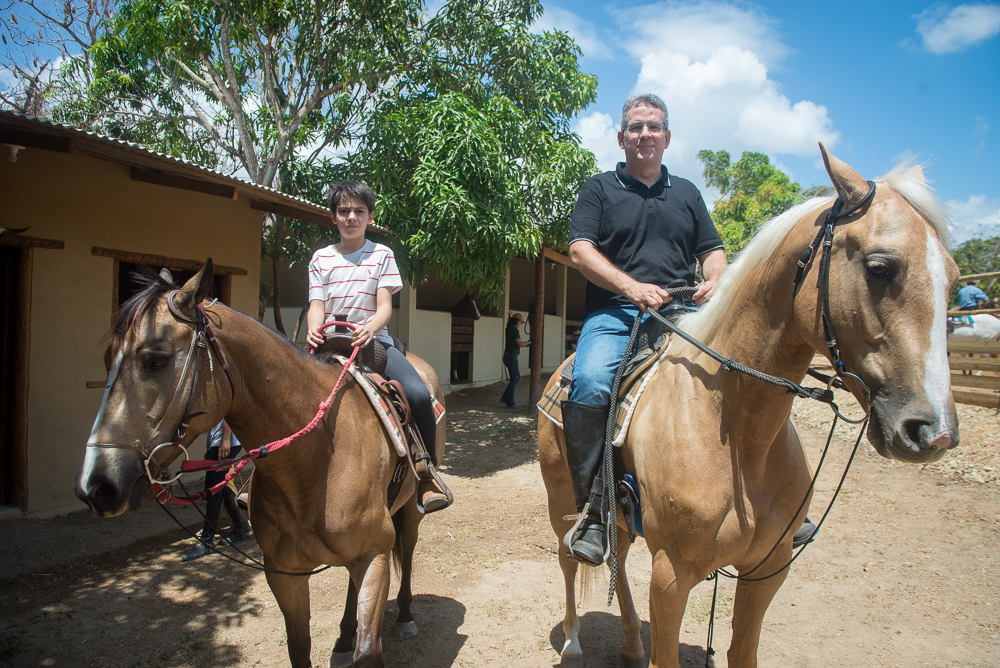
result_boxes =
[949,315,974,326]
[536,356,665,447]
[332,355,445,458]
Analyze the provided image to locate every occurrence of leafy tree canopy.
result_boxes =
[11,0,597,320]
[697,149,804,259]
[353,89,596,306]
[950,236,1000,307]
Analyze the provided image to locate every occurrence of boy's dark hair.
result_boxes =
[327,180,376,213]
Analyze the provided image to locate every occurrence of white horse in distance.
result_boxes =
[948,313,1000,341]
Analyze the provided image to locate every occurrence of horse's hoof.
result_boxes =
[620,652,647,668]
[395,620,418,639]
[329,650,353,668]
[560,653,584,668]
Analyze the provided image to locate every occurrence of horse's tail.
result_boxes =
[390,505,405,577]
[578,563,606,604]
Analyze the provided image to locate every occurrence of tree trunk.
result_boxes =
[529,251,545,414]
[271,252,285,336]
[291,303,309,344]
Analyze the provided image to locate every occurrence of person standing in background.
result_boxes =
[500,312,530,409]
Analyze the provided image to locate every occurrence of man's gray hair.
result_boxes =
[620,94,668,132]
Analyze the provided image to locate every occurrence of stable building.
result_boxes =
[0,111,335,517]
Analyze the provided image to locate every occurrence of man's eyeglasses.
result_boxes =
[626,123,665,135]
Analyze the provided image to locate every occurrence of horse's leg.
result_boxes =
[265,570,313,668]
[727,547,791,668]
[393,500,423,639]
[331,578,358,668]
[613,524,645,668]
[557,549,583,667]
[647,549,696,668]
[346,552,392,668]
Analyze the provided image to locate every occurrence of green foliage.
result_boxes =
[45,0,598,317]
[697,150,802,259]
[950,236,1000,306]
[353,90,596,307]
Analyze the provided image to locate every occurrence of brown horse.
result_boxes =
[538,145,960,668]
[76,262,445,668]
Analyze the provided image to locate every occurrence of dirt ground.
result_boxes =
[1,374,999,668]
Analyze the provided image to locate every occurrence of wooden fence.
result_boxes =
[948,340,1000,408]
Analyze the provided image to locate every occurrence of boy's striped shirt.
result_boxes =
[307,240,402,345]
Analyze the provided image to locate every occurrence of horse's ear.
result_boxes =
[819,142,870,208]
[159,268,174,284]
[907,164,926,186]
[174,258,215,312]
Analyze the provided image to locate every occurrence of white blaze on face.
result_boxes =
[924,229,952,423]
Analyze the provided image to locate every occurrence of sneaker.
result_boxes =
[181,538,215,561]
[222,523,253,545]
[792,518,817,548]
[506,404,523,409]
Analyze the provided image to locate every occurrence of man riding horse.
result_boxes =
[561,93,728,565]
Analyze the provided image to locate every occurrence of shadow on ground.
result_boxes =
[441,377,551,479]
[548,611,715,668]
[0,525,258,668]
[380,594,467,667]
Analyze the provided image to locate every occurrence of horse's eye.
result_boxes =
[143,353,171,372]
[865,256,896,281]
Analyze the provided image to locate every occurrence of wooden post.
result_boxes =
[529,251,545,414]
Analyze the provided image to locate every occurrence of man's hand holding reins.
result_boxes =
[625,281,672,313]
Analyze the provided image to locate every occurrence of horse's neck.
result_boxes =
[670,231,818,439]
[211,308,366,452]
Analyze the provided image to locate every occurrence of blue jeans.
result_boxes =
[568,306,647,406]
[500,354,520,406]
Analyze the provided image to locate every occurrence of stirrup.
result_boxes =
[415,466,453,514]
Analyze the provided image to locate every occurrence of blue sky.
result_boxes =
[534,0,1000,243]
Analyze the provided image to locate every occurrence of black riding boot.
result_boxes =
[561,401,610,566]
[221,495,253,545]
[182,498,222,561]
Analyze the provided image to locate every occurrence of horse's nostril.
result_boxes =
[900,418,924,448]
[84,476,121,510]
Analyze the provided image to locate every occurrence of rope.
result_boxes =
[155,322,360,505]
[605,286,696,606]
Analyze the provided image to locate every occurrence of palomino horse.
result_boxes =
[538,145,959,668]
[76,263,445,668]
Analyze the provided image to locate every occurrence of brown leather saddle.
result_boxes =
[314,333,453,513]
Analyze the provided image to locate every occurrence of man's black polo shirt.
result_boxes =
[569,162,723,315]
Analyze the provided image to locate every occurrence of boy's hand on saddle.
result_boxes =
[352,324,376,347]
[306,326,325,349]
[626,281,672,313]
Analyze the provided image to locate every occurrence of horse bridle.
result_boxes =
[86,291,234,484]
[793,180,877,401]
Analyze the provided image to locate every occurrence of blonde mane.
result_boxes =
[675,163,950,342]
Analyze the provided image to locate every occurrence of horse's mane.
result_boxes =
[676,162,951,342]
[109,268,179,356]
[109,267,331,370]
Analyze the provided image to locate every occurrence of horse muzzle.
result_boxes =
[867,397,959,464]
[75,445,153,517]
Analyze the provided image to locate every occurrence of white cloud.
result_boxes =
[564,2,839,186]
[915,3,1000,54]
[573,111,620,171]
[618,1,789,66]
[534,6,613,60]
[630,42,838,178]
[946,194,1000,243]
